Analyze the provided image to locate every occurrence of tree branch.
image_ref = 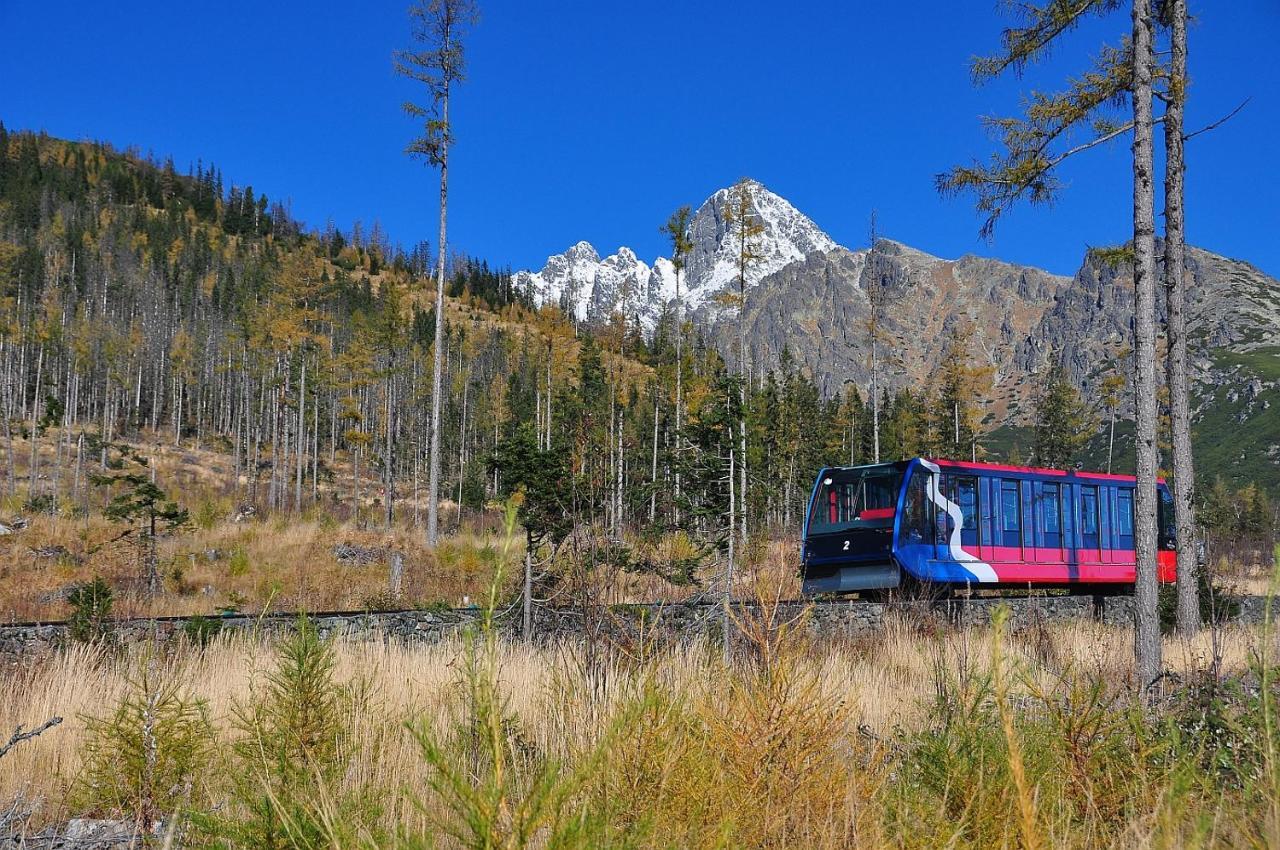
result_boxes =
[0,717,62,760]
[1183,98,1250,142]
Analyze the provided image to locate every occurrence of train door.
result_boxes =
[942,473,981,562]
[1078,484,1104,572]
[1114,487,1136,569]
[993,478,1023,562]
[1035,481,1064,564]
[1095,483,1116,563]
[978,476,1000,564]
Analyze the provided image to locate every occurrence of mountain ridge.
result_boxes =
[512,179,1280,489]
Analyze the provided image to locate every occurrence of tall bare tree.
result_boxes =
[866,210,883,462]
[725,180,762,553]
[1161,0,1198,636]
[395,0,477,546]
[661,206,693,512]
[1130,0,1162,686]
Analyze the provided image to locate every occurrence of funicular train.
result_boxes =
[800,458,1177,595]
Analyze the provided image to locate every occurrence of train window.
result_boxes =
[1042,483,1061,548]
[903,470,931,544]
[1080,486,1100,550]
[1116,489,1135,548]
[1159,488,1176,550]
[808,465,902,534]
[1000,480,1021,547]
[946,475,979,546]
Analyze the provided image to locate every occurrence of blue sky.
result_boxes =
[2,0,1277,277]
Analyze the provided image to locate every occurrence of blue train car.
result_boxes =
[800,458,1177,594]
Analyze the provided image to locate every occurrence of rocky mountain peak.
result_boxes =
[683,179,839,310]
[514,179,839,326]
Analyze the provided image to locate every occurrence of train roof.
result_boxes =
[818,458,1166,485]
[925,458,1166,485]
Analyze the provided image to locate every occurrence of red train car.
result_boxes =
[801,458,1177,594]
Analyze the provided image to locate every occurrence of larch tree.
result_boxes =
[936,0,1167,689]
[937,322,994,461]
[1099,365,1127,474]
[395,0,477,546]
[1130,0,1163,687]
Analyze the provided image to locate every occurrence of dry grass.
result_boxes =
[0,431,528,620]
[0,507,519,621]
[0,615,1274,845]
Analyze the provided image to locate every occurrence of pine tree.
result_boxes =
[937,0,1166,689]
[396,0,478,546]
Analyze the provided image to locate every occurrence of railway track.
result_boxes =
[2,590,1269,653]
[0,588,1147,631]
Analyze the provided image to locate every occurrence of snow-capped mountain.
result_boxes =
[682,179,838,311]
[512,179,837,329]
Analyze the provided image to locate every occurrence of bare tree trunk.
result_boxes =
[869,215,882,463]
[724,438,736,666]
[389,551,404,599]
[649,387,659,522]
[616,392,624,535]
[523,543,533,642]
[674,267,683,518]
[28,345,43,499]
[2,342,16,497]
[73,432,84,506]
[385,373,396,530]
[412,352,421,528]
[456,377,468,528]
[1131,0,1162,689]
[425,84,451,547]
[296,357,306,512]
[312,392,320,506]
[1107,408,1117,474]
[1165,0,1198,637]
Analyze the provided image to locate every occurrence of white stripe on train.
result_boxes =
[920,459,999,583]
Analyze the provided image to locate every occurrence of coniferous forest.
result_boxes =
[0,124,1274,611]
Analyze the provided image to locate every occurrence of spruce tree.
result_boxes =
[1031,364,1094,469]
[91,447,190,597]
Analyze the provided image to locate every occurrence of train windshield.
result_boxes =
[807,464,902,534]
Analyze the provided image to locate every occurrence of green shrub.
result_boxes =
[193,498,225,531]
[181,616,223,647]
[23,493,58,515]
[66,577,114,645]
[227,547,250,578]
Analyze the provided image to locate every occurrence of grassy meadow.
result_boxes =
[2,600,1280,848]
